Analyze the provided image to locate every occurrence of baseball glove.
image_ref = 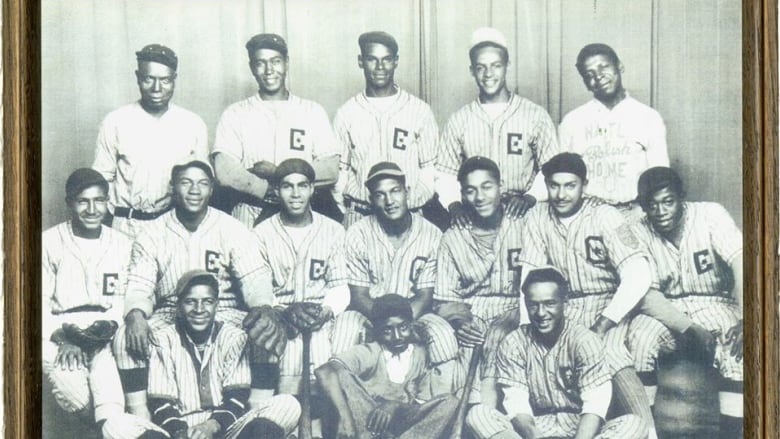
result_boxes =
[282,302,324,334]
[61,320,118,353]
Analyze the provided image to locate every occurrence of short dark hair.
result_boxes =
[521,267,568,298]
[636,166,686,211]
[457,156,501,186]
[369,294,413,326]
[469,42,509,65]
[576,43,621,76]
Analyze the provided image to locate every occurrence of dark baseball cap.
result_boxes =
[365,161,406,190]
[136,44,178,71]
[246,33,288,57]
[66,168,108,200]
[175,269,219,299]
[170,159,215,182]
[359,31,398,54]
[541,153,587,181]
[272,158,316,185]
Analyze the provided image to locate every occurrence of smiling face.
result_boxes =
[470,46,509,102]
[579,54,624,104]
[375,315,413,355]
[525,280,565,342]
[135,61,176,115]
[68,185,108,237]
[359,43,398,91]
[545,172,586,218]
[249,48,288,98]
[645,186,684,235]
[172,166,213,214]
[178,283,218,334]
[277,172,313,219]
[462,169,502,219]
[369,177,409,222]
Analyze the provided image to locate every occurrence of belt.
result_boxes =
[533,406,580,417]
[57,305,109,315]
[114,206,170,221]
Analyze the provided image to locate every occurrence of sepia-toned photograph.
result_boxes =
[40,1,743,438]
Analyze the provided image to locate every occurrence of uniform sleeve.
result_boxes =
[415,247,438,291]
[433,236,464,302]
[532,109,560,166]
[645,112,669,168]
[148,334,188,435]
[573,329,611,393]
[325,227,348,288]
[345,227,372,288]
[311,104,340,159]
[519,209,550,269]
[93,115,118,183]
[332,107,352,169]
[123,232,161,318]
[705,203,743,264]
[330,343,377,376]
[241,228,275,308]
[193,116,210,162]
[212,107,245,162]
[41,233,58,340]
[417,106,440,167]
[599,206,644,268]
[435,115,463,176]
[495,331,528,390]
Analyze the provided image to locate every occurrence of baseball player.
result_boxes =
[435,27,559,229]
[466,267,648,439]
[344,161,461,392]
[43,168,165,438]
[113,159,288,419]
[333,31,447,229]
[558,43,668,216]
[92,43,208,238]
[212,33,340,229]
[520,152,658,438]
[315,294,460,439]
[627,167,743,438]
[147,269,300,439]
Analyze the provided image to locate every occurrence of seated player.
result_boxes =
[43,168,164,438]
[148,270,300,439]
[433,156,526,407]
[252,158,356,398]
[627,167,743,438]
[315,294,460,439]
[466,267,648,439]
[113,159,288,418]
[344,161,460,389]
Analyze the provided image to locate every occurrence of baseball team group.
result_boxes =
[42,26,744,439]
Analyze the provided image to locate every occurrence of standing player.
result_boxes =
[212,33,340,228]
[333,31,446,229]
[466,267,648,439]
[43,168,165,438]
[345,162,460,389]
[627,167,743,438]
[435,27,559,228]
[520,152,657,437]
[558,43,668,216]
[147,270,301,439]
[113,159,288,419]
[92,44,208,238]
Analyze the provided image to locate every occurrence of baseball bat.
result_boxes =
[298,328,313,439]
[451,343,483,439]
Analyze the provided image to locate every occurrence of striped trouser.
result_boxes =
[567,295,634,375]
[100,413,168,439]
[225,394,302,439]
[232,203,265,230]
[627,296,743,381]
[466,404,648,439]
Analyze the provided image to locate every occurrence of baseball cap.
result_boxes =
[136,44,178,71]
[636,166,685,208]
[66,168,108,200]
[369,294,413,325]
[358,31,398,54]
[170,158,215,182]
[174,269,219,299]
[364,161,406,190]
[541,153,587,181]
[246,33,288,57]
[470,27,508,51]
[272,158,316,185]
[457,156,501,185]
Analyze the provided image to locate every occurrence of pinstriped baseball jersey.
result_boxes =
[42,222,132,337]
[434,216,524,323]
[148,321,250,427]
[346,214,440,298]
[633,202,742,299]
[436,93,560,195]
[334,88,439,208]
[496,321,610,437]
[123,208,263,319]
[520,198,644,296]
[253,212,347,304]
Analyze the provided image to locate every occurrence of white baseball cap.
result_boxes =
[470,27,508,50]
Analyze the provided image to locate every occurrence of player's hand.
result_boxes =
[249,160,277,179]
[125,310,153,360]
[725,320,743,362]
[504,193,536,219]
[589,315,616,337]
[448,202,471,230]
[456,320,486,348]
[187,419,220,439]
[366,401,399,436]
[285,302,324,331]
[54,342,87,371]
[309,306,334,332]
[244,305,288,357]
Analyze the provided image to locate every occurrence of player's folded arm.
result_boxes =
[209,386,251,432]
[148,396,188,436]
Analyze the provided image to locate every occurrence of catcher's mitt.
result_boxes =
[282,302,323,334]
[61,320,118,353]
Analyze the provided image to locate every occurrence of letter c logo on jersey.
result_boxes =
[507,133,523,155]
[693,249,714,274]
[409,256,428,283]
[393,128,409,150]
[585,236,607,264]
[290,128,306,151]
[507,248,523,270]
[205,250,223,273]
[310,259,326,281]
[102,273,119,296]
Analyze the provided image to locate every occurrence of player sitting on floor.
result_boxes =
[466,267,648,439]
[315,294,460,439]
[148,269,300,439]
[627,167,744,438]
[43,168,165,438]
[344,161,462,394]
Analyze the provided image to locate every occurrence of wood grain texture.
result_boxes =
[1,0,776,438]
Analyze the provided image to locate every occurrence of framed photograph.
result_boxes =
[4,0,777,437]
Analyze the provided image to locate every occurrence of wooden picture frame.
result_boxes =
[3,0,777,437]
